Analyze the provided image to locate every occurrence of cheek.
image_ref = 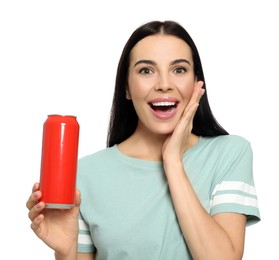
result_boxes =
[179,82,195,103]
[127,77,148,101]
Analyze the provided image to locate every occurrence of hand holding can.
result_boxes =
[39,115,80,209]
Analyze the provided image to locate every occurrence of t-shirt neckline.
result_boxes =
[113,136,204,168]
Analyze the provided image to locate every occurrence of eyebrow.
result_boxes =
[171,59,191,66]
[133,59,191,67]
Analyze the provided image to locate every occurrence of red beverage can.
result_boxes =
[39,115,80,209]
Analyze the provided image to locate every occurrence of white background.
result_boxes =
[1,0,278,259]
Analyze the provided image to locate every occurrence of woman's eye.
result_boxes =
[139,67,153,74]
[174,67,186,74]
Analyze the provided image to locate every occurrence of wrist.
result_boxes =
[54,246,77,260]
[162,151,182,164]
[163,158,184,175]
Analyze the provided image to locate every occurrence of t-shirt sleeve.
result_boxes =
[77,211,96,253]
[210,139,261,226]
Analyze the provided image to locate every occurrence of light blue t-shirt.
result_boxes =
[77,135,260,259]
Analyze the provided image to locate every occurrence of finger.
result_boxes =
[32,182,40,193]
[196,81,205,103]
[74,189,81,207]
[182,81,204,117]
[192,81,205,104]
[26,183,41,210]
[30,213,45,236]
[181,102,199,125]
[28,201,46,221]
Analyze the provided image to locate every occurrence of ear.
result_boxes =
[126,86,132,100]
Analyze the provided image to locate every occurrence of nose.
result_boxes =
[154,73,173,92]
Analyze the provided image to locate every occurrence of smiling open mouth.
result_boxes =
[150,101,178,112]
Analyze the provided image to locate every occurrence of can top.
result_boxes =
[48,114,77,118]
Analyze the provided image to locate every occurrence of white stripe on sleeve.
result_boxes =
[78,233,93,245]
[212,181,257,196]
[78,219,90,231]
[210,193,258,208]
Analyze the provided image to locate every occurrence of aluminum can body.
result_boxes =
[39,115,79,208]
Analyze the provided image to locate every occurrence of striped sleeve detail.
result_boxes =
[211,193,258,208]
[79,219,91,232]
[78,218,93,246]
[211,181,257,197]
[210,181,260,221]
[78,233,93,245]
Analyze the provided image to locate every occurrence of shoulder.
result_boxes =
[79,146,116,161]
[202,135,251,152]
[78,146,117,169]
[204,134,250,145]
[196,135,253,163]
[77,146,118,186]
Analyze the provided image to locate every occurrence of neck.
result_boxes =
[117,125,199,161]
[119,128,167,161]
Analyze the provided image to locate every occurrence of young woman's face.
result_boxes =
[127,34,197,135]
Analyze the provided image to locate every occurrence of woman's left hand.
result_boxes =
[162,81,205,163]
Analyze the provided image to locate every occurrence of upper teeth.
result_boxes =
[152,101,176,106]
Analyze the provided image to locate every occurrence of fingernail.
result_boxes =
[37,202,44,209]
[33,191,40,199]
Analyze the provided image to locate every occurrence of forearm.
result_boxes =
[54,245,77,260]
[164,161,241,260]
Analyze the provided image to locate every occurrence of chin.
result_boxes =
[150,125,176,135]
[137,119,177,136]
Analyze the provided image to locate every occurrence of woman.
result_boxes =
[27,20,260,260]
